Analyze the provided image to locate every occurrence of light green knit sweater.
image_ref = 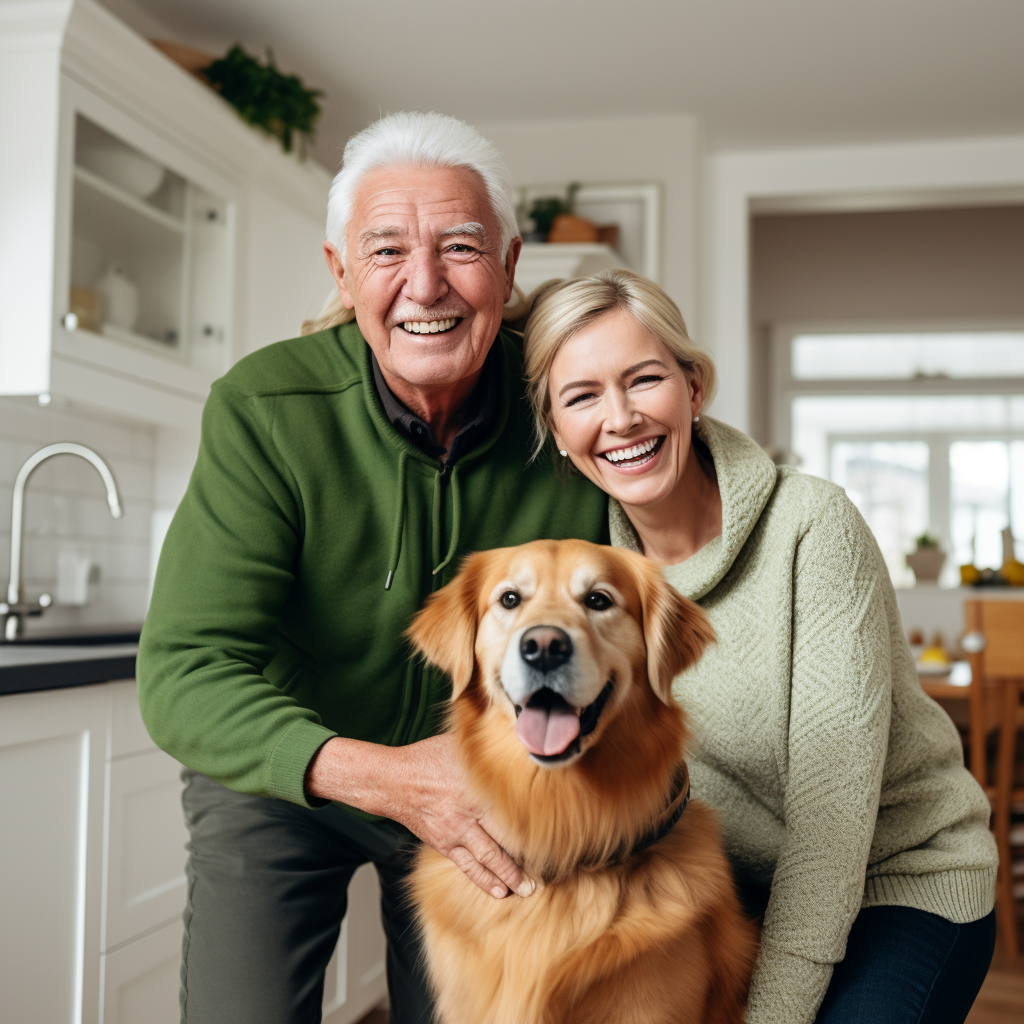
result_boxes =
[609,416,997,1024]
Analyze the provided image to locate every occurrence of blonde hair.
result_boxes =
[523,269,717,456]
[301,292,355,335]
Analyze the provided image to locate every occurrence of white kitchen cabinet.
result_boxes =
[0,683,108,1024]
[0,679,389,1023]
[103,747,189,950]
[0,0,333,427]
[99,918,183,1024]
[61,91,235,390]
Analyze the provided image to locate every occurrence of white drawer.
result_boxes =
[100,918,182,1024]
[103,748,188,950]
[107,680,155,760]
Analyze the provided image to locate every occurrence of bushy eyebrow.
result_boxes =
[557,359,670,398]
[358,222,489,253]
[358,226,403,250]
[439,222,487,242]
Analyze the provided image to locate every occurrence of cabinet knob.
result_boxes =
[63,312,79,331]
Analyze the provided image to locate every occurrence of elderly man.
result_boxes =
[137,112,606,1024]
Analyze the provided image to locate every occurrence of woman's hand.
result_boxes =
[306,734,534,900]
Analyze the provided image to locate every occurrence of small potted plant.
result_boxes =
[906,532,946,584]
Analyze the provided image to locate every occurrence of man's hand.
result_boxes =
[305,734,534,900]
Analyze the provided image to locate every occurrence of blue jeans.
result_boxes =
[815,905,996,1024]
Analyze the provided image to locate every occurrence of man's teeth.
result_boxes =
[603,438,660,463]
[401,318,458,334]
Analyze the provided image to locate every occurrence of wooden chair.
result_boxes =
[921,599,1024,959]
[971,600,1024,961]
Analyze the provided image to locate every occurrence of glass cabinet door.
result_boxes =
[66,114,231,376]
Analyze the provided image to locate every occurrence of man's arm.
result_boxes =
[140,381,530,898]
[307,734,535,899]
[137,381,335,804]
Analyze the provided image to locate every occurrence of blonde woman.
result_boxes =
[522,269,997,1024]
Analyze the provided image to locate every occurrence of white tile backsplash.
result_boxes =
[0,396,155,636]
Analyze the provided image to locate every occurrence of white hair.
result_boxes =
[325,111,519,264]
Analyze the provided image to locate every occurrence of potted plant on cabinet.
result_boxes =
[906,532,946,584]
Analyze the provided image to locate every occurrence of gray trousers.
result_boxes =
[179,770,434,1024]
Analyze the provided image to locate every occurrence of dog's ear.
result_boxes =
[632,556,715,705]
[406,553,487,699]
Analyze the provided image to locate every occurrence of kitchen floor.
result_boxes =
[355,913,1024,1024]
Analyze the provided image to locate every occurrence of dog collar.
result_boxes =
[627,764,690,858]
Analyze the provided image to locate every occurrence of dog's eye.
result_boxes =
[584,591,613,611]
[500,591,521,609]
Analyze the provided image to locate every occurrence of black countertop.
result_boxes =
[0,642,138,696]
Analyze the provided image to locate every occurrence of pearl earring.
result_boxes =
[692,415,700,424]
[559,449,568,457]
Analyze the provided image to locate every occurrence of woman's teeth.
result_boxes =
[401,318,459,334]
[602,437,661,465]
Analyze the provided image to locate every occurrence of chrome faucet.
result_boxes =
[2,443,122,641]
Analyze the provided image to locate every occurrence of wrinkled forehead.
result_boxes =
[349,164,495,238]
[483,546,636,606]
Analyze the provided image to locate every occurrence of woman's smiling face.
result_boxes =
[547,308,703,511]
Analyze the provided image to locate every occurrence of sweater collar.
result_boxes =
[609,416,777,601]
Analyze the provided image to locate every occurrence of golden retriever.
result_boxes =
[406,539,757,1024]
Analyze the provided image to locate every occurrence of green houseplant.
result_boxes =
[202,45,322,156]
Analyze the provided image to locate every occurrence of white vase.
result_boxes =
[98,265,139,331]
[906,547,946,584]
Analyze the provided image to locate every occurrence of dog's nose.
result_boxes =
[520,626,573,673]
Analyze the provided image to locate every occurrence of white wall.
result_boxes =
[0,396,155,635]
[477,114,702,335]
[243,185,334,354]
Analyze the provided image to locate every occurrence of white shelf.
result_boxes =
[100,322,180,356]
[73,165,184,234]
[515,242,627,294]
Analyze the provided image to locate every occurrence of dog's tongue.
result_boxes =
[515,703,580,756]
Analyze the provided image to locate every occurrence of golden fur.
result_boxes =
[407,539,757,1024]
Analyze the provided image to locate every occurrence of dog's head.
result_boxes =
[408,539,714,768]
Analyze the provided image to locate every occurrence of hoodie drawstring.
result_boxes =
[385,455,463,590]
[384,450,408,591]
[432,465,462,578]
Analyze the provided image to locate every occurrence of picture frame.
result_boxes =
[517,182,662,283]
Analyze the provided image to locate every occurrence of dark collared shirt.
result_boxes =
[370,343,499,465]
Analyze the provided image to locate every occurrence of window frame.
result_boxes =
[769,320,1024,583]
[769,318,1024,458]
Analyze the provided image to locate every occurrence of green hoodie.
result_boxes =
[137,322,607,809]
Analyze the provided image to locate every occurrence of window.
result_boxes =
[791,332,1024,380]
[772,327,1024,586]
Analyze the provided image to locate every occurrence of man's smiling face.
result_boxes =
[325,164,521,396]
